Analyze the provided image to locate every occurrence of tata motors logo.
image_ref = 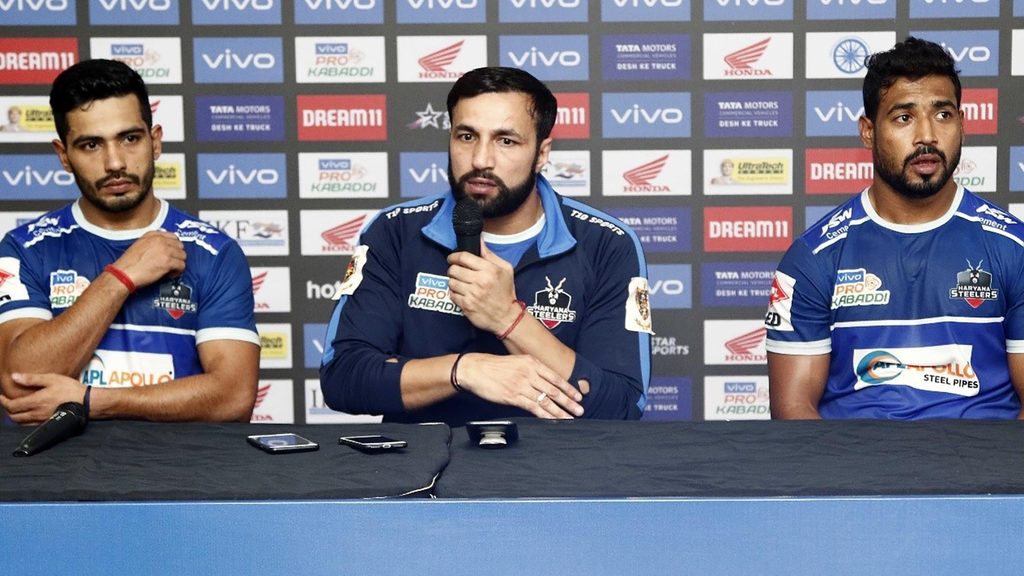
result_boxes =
[609,206,691,253]
[192,0,281,24]
[3,0,76,25]
[89,0,178,26]
[295,0,382,24]
[602,92,691,138]
[0,37,77,85]
[642,376,691,421]
[600,0,690,22]
[194,37,283,84]
[499,35,588,81]
[297,95,386,141]
[397,35,487,82]
[196,95,284,141]
[701,261,775,307]
[703,33,792,80]
[602,34,690,81]
[704,92,791,138]
[704,206,792,252]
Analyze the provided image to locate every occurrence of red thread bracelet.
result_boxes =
[104,264,136,294]
[497,300,527,341]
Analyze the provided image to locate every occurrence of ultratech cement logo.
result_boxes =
[528,276,577,329]
[153,280,197,319]
[0,37,78,85]
[950,260,998,309]
[408,272,463,315]
[833,268,890,308]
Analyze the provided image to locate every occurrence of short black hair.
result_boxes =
[862,36,961,122]
[446,66,558,141]
[49,59,152,143]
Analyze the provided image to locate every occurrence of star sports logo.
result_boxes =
[725,38,771,76]
[407,102,449,130]
[624,154,669,187]
[725,327,766,356]
[321,215,367,250]
[419,41,463,73]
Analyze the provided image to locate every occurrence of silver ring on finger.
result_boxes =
[536,391,547,404]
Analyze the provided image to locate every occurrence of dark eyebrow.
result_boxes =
[452,123,526,141]
[886,99,957,116]
[70,127,147,148]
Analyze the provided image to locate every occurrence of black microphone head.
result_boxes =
[56,402,88,428]
[452,198,483,236]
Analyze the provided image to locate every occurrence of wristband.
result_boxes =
[103,264,136,294]
[83,385,92,422]
[450,352,468,392]
[497,300,528,341]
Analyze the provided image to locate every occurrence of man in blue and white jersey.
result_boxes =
[766,38,1024,419]
[0,60,260,425]
[320,67,653,425]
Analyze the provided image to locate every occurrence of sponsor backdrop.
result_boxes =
[1,0,1022,424]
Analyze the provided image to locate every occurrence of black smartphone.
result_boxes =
[247,433,319,454]
[338,434,407,452]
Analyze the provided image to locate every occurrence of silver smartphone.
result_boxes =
[338,434,407,452]
[247,433,320,454]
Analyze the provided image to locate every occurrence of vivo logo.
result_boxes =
[814,102,862,122]
[650,279,685,295]
[201,50,276,69]
[2,168,75,187]
[407,0,476,6]
[206,167,280,186]
[409,163,448,184]
[942,42,991,63]
[507,48,581,68]
[715,0,784,4]
[613,0,683,6]
[510,0,579,6]
[0,0,68,8]
[110,44,144,56]
[818,0,886,3]
[610,105,684,124]
[200,0,274,8]
[923,0,988,3]
[97,0,170,9]
[725,382,756,393]
[302,0,374,6]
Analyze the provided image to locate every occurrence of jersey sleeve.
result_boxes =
[568,233,651,420]
[195,240,259,345]
[764,238,833,355]
[0,233,53,325]
[319,217,407,416]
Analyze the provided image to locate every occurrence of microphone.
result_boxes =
[12,402,88,457]
[452,198,483,257]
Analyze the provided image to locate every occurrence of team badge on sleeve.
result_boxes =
[337,245,369,299]
[764,271,794,332]
[625,276,654,334]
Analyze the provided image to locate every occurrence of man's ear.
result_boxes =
[151,124,163,161]
[535,137,553,172]
[51,139,72,173]
[858,115,874,150]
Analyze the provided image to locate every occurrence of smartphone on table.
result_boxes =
[247,433,320,454]
[338,435,407,453]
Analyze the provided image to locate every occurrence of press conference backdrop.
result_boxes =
[1,1,1021,424]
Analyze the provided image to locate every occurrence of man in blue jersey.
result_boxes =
[766,37,1024,419]
[0,59,260,425]
[320,67,653,425]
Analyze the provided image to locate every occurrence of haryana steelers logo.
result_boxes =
[855,350,904,385]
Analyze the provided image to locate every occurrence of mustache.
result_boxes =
[457,170,508,189]
[905,145,946,166]
[95,172,141,189]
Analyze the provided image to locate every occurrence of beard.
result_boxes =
[449,157,540,219]
[76,162,155,214]
[873,143,960,201]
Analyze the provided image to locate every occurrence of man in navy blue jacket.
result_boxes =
[320,67,653,425]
